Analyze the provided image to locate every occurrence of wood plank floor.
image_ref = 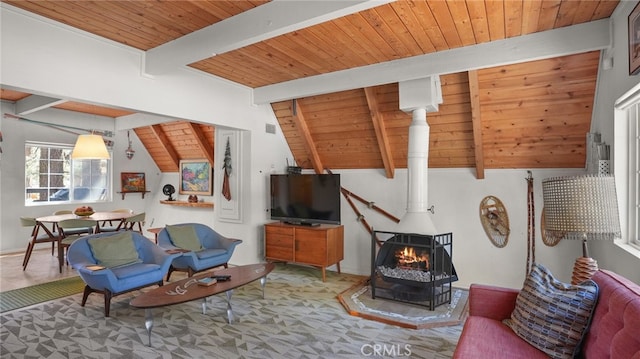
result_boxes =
[0,248,77,292]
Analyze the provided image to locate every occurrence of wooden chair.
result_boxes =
[21,217,57,271]
[57,219,96,273]
[100,208,134,232]
[53,210,94,235]
[120,212,145,234]
[51,210,72,232]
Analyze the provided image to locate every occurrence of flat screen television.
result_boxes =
[270,174,341,226]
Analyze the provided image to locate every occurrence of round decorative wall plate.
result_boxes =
[479,195,510,248]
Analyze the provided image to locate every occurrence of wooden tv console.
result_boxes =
[264,222,344,282]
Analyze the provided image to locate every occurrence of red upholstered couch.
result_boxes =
[453,269,640,358]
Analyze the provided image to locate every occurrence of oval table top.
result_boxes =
[35,211,136,223]
[130,263,275,309]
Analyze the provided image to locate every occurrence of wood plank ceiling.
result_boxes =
[0,1,618,176]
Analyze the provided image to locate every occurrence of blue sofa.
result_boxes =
[67,231,178,317]
[156,223,242,280]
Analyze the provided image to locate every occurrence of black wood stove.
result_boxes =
[370,230,458,310]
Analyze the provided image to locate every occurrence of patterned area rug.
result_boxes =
[0,264,462,358]
[338,279,469,329]
[0,276,84,313]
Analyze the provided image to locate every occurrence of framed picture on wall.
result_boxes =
[121,172,146,192]
[629,2,640,75]
[179,160,212,195]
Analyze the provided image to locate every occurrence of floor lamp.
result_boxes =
[542,175,621,285]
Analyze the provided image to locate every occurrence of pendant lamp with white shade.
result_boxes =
[71,134,110,159]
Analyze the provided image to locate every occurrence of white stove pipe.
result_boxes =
[406,107,429,214]
[395,107,438,235]
[395,76,442,235]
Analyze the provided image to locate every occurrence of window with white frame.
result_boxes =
[630,105,639,248]
[25,142,111,205]
[615,84,640,249]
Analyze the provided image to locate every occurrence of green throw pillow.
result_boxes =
[88,231,142,268]
[504,263,599,359]
[166,225,202,251]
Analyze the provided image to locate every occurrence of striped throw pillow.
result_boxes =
[504,263,598,359]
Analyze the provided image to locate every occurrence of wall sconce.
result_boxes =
[125,130,135,160]
[71,133,110,159]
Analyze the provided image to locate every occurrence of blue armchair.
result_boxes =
[156,223,242,280]
[67,231,179,317]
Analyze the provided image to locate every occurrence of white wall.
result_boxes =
[588,1,640,284]
[2,2,638,288]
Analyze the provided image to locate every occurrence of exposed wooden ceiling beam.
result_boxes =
[468,70,485,179]
[292,99,324,174]
[150,124,180,171]
[145,0,392,75]
[187,122,214,166]
[253,19,609,104]
[364,87,394,178]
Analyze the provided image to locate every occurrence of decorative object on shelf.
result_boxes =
[479,195,510,248]
[222,137,232,201]
[629,1,640,75]
[180,159,212,196]
[188,195,198,203]
[163,184,175,201]
[72,132,110,159]
[125,130,135,160]
[121,172,146,193]
[542,175,621,285]
[586,133,610,175]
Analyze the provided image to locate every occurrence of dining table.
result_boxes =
[35,211,137,273]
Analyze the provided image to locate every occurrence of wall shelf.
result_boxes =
[118,191,150,200]
[160,200,213,208]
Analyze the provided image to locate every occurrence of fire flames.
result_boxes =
[395,246,429,270]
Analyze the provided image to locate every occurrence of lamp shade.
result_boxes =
[542,175,621,241]
[71,134,110,159]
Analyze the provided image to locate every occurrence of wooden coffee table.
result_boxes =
[130,262,275,346]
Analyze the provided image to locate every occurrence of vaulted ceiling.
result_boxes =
[0,0,619,177]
